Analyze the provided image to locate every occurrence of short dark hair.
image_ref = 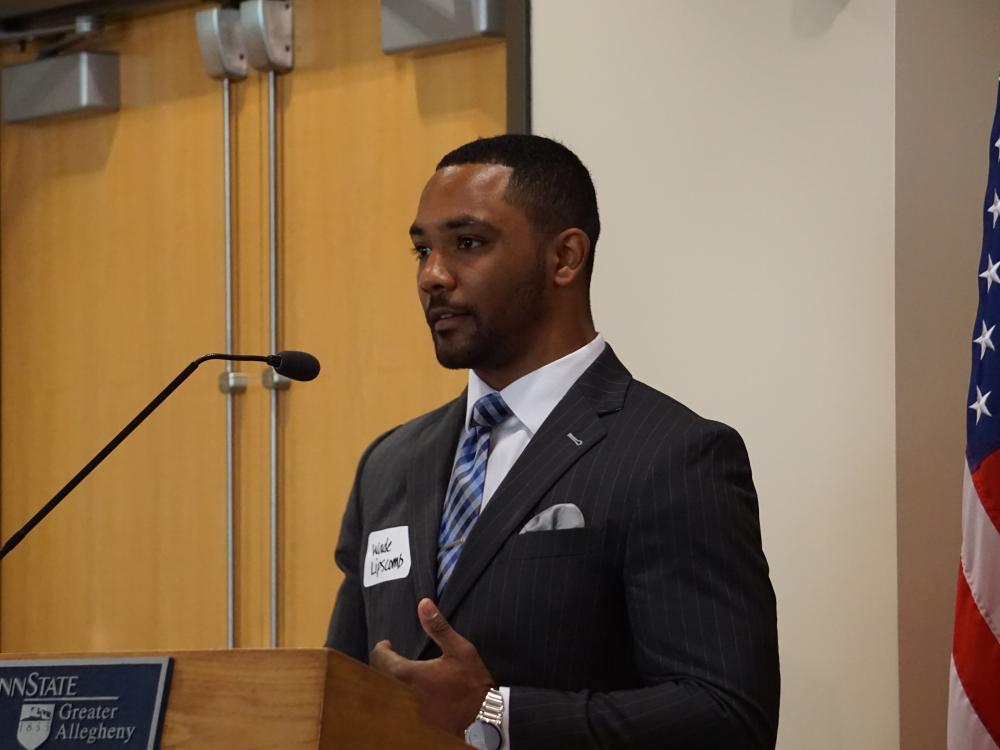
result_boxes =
[437,134,600,275]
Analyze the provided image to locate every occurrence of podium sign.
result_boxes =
[0,657,172,750]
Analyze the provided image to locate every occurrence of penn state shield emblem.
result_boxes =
[17,703,53,750]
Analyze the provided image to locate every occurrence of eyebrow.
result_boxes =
[409,215,499,236]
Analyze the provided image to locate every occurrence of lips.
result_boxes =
[427,306,471,332]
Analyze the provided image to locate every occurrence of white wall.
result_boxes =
[532,2,899,748]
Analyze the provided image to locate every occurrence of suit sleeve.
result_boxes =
[325,428,397,661]
[508,421,780,750]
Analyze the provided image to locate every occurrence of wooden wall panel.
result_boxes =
[0,1,506,651]
[0,7,228,651]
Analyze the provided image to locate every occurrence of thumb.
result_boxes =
[417,598,467,656]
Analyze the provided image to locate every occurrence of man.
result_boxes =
[326,135,780,749]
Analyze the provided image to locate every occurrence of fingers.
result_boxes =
[370,640,414,680]
[417,598,469,657]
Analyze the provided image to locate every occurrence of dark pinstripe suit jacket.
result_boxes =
[326,346,780,749]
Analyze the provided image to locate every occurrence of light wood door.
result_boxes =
[0,6,230,651]
[0,0,506,651]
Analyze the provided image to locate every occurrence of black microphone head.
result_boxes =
[273,350,321,381]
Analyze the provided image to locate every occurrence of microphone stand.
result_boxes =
[0,352,276,560]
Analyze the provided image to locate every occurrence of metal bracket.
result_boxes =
[218,371,249,394]
[381,0,505,54]
[239,0,293,73]
[2,50,119,123]
[196,8,248,81]
[0,14,100,54]
[262,367,291,391]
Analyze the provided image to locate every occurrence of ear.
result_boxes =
[551,228,591,287]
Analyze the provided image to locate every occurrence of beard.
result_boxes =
[428,263,547,372]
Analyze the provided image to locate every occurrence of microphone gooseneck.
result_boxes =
[0,350,320,561]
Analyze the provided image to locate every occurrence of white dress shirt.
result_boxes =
[453,332,607,746]
[459,332,607,509]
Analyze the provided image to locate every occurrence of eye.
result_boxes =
[458,236,484,250]
[411,245,430,260]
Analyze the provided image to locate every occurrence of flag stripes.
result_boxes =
[963,464,1000,642]
[970,450,1000,535]
[949,660,997,750]
[952,564,1000,746]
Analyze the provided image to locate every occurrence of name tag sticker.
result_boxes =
[363,526,412,588]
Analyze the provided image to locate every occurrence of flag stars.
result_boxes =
[975,321,997,359]
[981,255,1000,292]
[989,191,1000,228]
[971,386,993,424]
[995,135,1000,162]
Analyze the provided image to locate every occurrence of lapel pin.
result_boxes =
[567,433,583,446]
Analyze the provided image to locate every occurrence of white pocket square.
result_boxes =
[519,503,585,534]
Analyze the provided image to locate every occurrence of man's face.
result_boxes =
[410,163,549,373]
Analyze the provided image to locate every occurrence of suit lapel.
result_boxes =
[423,347,632,654]
[406,391,466,654]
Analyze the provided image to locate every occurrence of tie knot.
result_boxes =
[470,392,512,432]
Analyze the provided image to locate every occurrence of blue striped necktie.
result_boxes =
[437,392,512,595]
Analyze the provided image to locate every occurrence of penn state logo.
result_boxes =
[16,703,53,750]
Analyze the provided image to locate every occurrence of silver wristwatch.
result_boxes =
[464,688,504,749]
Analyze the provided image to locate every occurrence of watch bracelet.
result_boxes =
[476,688,504,726]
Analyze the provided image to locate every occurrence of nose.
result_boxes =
[417,250,456,295]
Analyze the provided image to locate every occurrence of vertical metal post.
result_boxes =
[267,68,279,650]
[196,6,248,650]
[223,78,236,650]
[240,0,293,650]
[217,78,249,648]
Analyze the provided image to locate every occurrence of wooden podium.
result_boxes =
[11,648,467,750]
[163,648,467,749]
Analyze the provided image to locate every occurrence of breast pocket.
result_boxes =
[506,527,603,560]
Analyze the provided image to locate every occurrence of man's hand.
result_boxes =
[370,598,495,737]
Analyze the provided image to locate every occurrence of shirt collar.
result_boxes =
[465,333,607,435]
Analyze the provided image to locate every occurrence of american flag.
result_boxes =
[949,79,1000,750]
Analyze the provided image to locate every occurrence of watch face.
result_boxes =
[464,721,502,750]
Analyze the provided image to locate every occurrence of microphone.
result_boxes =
[269,350,321,381]
[0,350,321,560]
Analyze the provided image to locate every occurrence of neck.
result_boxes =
[475,320,598,391]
